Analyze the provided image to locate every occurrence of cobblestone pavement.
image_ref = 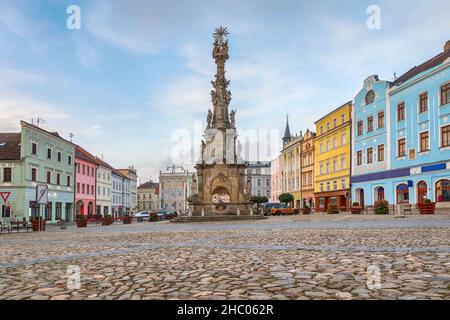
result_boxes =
[0,214,449,300]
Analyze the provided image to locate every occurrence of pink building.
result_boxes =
[75,146,97,218]
[271,155,283,202]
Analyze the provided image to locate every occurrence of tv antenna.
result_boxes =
[69,133,74,142]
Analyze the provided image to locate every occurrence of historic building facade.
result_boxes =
[300,129,316,209]
[111,169,125,218]
[118,167,137,214]
[95,157,112,217]
[281,117,303,208]
[245,161,271,198]
[159,166,195,211]
[75,146,97,219]
[352,41,450,207]
[0,121,76,223]
[270,155,283,203]
[314,102,352,211]
[137,181,159,212]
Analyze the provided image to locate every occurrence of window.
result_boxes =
[365,90,375,104]
[326,122,330,131]
[333,181,337,190]
[397,102,405,121]
[82,165,85,175]
[56,173,61,186]
[333,138,337,148]
[320,126,323,135]
[398,138,406,157]
[341,179,347,189]
[57,151,62,162]
[45,202,52,220]
[82,184,85,194]
[357,151,362,166]
[333,159,337,172]
[333,118,337,128]
[378,144,385,162]
[357,121,363,136]
[441,125,450,147]
[420,131,429,152]
[436,180,450,202]
[367,116,373,132]
[67,176,71,187]
[46,171,51,184]
[341,114,345,124]
[326,162,330,173]
[396,184,409,204]
[31,168,37,182]
[47,147,52,159]
[441,83,450,106]
[378,111,384,129]
[68,156,72,165]
[341,134,346,145]
[3,168,12,182]
[341,157,346,170]
[326,182,330,191]
[419,92,428,113]
[77,183,80,193]
[319,163,323,175]
[98,186,100,195]
[31,142,37,155]
[367,148,373,164]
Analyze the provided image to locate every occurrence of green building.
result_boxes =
[0,121,76,223]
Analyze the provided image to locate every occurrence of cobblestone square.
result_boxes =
[0,214,449,300]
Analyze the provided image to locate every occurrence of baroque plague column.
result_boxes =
[184,27,257,220]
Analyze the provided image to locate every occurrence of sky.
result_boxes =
[0,0,449,183]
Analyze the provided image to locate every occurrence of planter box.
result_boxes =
[101,218,114,226]
[76,219,88,228]
[32,220,46,232]
[122,216,132,224]
[417,202,436,215]
[302,208,311,215]
[350,207,362,214]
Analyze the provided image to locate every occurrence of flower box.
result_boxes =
[101,217,114,226]
[417,202,436,215]
[76,217,88,228]
[302,207,311,215]
[31,219,46,232]
[122,216,132,224]
[350,207,362,214]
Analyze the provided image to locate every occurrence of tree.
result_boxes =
[251,196,269,206]
[278,193,294,206]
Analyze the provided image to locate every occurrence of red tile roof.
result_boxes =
[0,133,21,160]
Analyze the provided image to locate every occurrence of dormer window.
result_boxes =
[365,90,375,105]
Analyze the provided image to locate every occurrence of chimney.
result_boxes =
[445,40,450,53]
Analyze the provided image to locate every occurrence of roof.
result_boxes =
[20,120,77,148]
[75,146,97,164]
[0,133,21,160]
[392,44,450,86]
[138,182,159,189]
[94,156,114,170]
[314,100,353,125]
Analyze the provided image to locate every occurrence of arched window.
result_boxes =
[396,184,409,204]
[365,90,375,104]
[436,179,450,202]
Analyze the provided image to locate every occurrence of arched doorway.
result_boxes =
[436,179,450,202]
[396,184,409,204]
[417,181,428,203]
[374,186,385,202]
[75,200,84,216]
[355,188,365,207]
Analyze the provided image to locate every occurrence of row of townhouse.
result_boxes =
[0,121,138,223]
[271,40,450,211]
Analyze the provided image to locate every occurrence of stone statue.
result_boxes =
[230,110,236,128]
[200,140,206,161]
[191,174,197,195]
[207,109,212,128]
[246,175,252,194]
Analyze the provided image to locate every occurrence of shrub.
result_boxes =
[423,198,432,203]
[327,203,340,214]
[352,202,360,206]
[374,199,389,214]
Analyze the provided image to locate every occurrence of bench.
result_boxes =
[10,219,31,233]
[401,204,412,215]
[0,221,12,234]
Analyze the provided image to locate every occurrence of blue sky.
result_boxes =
[0,0,449,182]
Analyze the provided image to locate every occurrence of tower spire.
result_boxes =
[210,26,232,130]
[283,115,292,145]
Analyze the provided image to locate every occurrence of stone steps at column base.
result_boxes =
[171,215,267,223]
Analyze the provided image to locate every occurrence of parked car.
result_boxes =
[262,203,282,216]
[133,211,149,222]
[157,210,177,220]
[270,204,300,216]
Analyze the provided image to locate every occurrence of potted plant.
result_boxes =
[351,202,362,214]
[101,215,114,226]
[31,217,46,232]
[417,199,436,215]
[149,212,159,222]
[76,215,88,228]
[327,203,340,214]
[374,199,389,215]
[122,214,132,224]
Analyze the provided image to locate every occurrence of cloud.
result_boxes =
[72,34,102,71]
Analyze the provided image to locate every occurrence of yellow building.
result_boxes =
[314,101,352,212]
[281,117,302,208]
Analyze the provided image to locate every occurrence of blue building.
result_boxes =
[352,41,450,208]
